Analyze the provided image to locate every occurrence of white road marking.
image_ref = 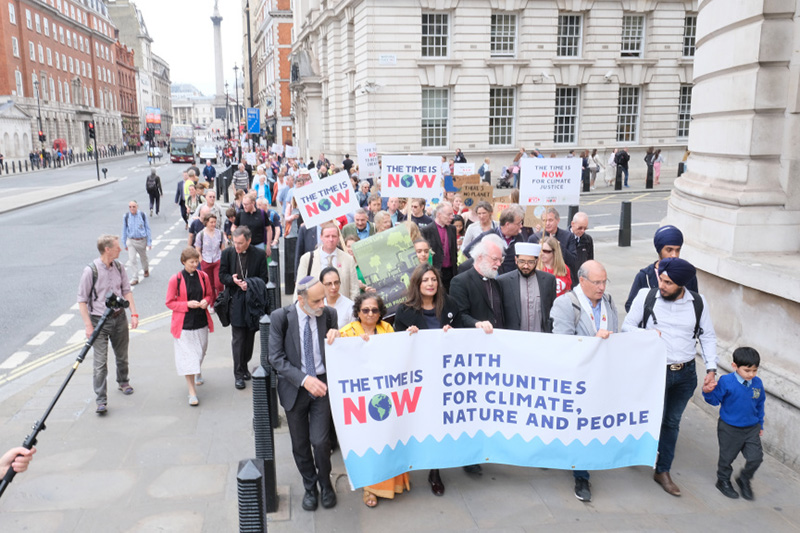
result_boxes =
[157,251,169,258]
[70,302,79,310]
[164,245,175,251]
[67,330,85,344]
[0,352,30,369]
[170,239,183,245]
[49,314,74,327]
[149,258,161,265]
[27,331,55,346]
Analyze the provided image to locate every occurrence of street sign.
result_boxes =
[246,108,260,134]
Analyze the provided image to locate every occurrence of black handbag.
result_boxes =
[214,288,232,327]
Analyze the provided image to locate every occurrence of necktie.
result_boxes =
[326,254,333,267]
[304,317,316,378]
[744,380,750,388]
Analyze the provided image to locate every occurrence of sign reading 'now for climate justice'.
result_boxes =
[294,171,359,228]
[381,156,443,200]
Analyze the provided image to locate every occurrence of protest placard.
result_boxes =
[459,183,494,208]
[452,173,481,190]
[327,329,666,489]
[453,163,475,176]
[292,171,359,228]
[270,143,283,155]
[493,202,543,230]
[519,158,581,205]
[357,142,380,181]
[244,152,257,166]
[285,145,298,158]
[309,167,320,183]
[351,224,416,315]
[381,156,443,200]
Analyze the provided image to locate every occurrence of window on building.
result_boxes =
[58,79,63,102]
[15,70,24,96]
[683,15,697,57]
[35,13,41,32]
[67,31,71,47]
[554,87,579,144]
[62,54,66,71]
[11,37,19,57]
[69,56,73,73]
[677,85,692,138]
[26,9,32,29]
[621,15,645,57]
[60,27,65,44]
[44,17,49,36]
[49,77,55,100]
[29,41,36,61]
[79,36,84,52]
[57,0,61,10]
[32,73,38,97]
[421,13,448,58]
[47,48,52,65]
[490,13,516,57]
[55,52,60,69]
[38,43,44,63]
[421,88,449,148]
[557,14,583,57]
[9,3,16,25]
[81,61,86,76]
[64,83,70,104]
[489,87,515,145]
[616,86,640,142]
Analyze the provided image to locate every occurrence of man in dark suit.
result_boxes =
[268,276,339,511]
[497,242,557,333]
[219,226,269,389]
[294,223,319,273]
[569,212,594,286]
[462,205,525,276]
[528,207,578,279]
[421,202,457,289]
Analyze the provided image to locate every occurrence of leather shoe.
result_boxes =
[736,476,754,500]
[463,464,482,475]
[653,471,681,496]
[243,371,252,381]
[234,379,246,390]
[428,469,445,496]
[320,485,337,508]
[301,488,319,511]
[716,479,739,499]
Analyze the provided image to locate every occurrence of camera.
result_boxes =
[105,292,130,310]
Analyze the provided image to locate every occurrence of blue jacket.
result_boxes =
[703,373,765,429]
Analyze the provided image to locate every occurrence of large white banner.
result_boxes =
[327,329,665,489]
[381,156,443,200]
[292,170,359,228]
[519,158,582,206]
[357,142,380,181]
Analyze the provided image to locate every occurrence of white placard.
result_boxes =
[381,156,443,200]
[293,171,359,228]
[357,142,380,181]
[519,158,582,206]
[453,163,475,176]
[285,145,299,158]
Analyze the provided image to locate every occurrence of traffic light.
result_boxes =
[88,122,96,139]
[38,131,46,142]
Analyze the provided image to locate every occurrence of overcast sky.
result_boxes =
[131,0,248,96]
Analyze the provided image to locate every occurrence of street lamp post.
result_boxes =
[224,81,229,143]
[233,64,241,160]
[32,80,44,167]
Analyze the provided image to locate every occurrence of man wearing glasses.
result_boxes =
[497,242,557,333]
[121,200,152,286]
[550,260,620,503]
[461,205,526,276]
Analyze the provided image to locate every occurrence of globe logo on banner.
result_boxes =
[464,198,474,207]
[400,174,415,188]
[368,394,393,421]
[318,198,332,211]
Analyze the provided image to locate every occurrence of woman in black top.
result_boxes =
[393,264,460,496]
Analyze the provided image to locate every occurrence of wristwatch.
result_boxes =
[706,368,716,374]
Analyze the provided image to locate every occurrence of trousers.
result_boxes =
[284,374,333,492]
[91,313,130,405]
[717,419,763,481]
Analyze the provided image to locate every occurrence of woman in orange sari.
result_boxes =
[339,293,410,508]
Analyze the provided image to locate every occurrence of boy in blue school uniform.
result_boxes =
[702,347,765,500]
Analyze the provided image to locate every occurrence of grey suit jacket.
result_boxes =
[551,290,619,337]
[268,304,338,411]
[497,269,558,333]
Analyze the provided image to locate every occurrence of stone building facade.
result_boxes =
[290,0,698,168]
[668,0,800,472]
[0,0,125,154]
[115,40,137,145]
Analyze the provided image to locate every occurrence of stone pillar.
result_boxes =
[667,0,800,472]
[211,2,224,99]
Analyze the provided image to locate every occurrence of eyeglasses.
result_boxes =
[517,259,537,267]
[583,278,610,287]
[360,307,380,315]
[323,280,341,287]
[541,249,554,254]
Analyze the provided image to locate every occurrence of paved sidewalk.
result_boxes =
[1,239,799,532]
[0,177,118,215]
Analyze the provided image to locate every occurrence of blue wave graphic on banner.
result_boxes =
[343,431,658,489]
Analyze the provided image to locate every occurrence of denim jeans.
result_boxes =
[656,361,697,473]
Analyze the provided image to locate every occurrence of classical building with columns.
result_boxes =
[668,0,800,471]
[290,0,698,167]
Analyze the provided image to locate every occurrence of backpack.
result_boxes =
[125,211,147,228]
[638,287,704,339]
[88,260,124,313]
[146,174,158,192]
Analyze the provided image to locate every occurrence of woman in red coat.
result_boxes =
[165,247,214,406]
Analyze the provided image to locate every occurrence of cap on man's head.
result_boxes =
[296,275,318,293]
[653,225,684,253]
[515,242,541,257]
[658,257,696,287]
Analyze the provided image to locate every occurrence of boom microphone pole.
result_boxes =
[0,292,127,499]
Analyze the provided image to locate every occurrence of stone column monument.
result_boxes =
[667,0,800,471]
[212,0,224,99]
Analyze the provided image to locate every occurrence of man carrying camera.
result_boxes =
[77,234,139,415]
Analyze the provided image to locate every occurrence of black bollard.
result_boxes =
[102,168,108,180]
[678,161,685,177]
[582,169,590,192]
[12,161,16,173]
[237,459,267,532]
[252,366,279,512]
[266,278,279,315]
[258,315,280,428]
[270,245,280,289]
[618,201,632,247]
[24,161,28,172]
[568,205,579,225]
[283,236,297,295]
[615,165,623,191]
[259,315,271,369]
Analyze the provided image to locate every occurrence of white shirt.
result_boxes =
[295,302,325,378]
[622,288,718,370]
[325,295,354,330]
[319,249,337,268]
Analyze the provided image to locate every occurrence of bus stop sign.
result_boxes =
[246,108,260,134]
